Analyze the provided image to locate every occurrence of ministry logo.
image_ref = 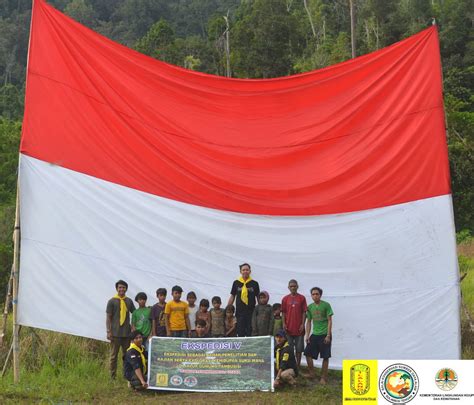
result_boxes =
[435,368,458,391]
[379,363,419,403]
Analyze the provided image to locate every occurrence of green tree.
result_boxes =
[64,0,97,26]
[108,0,170,46]
[231,0,302,78]
[444,66,474,231]
[206,14,228,76]
[0,119,20,302]
[135,19,180,64]
[0,84,23,120]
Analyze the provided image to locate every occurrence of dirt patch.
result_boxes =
[458,241,474,258]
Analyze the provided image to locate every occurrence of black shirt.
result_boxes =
[230,279,260,314]
[123,347,147,381]
[275,341,298,376]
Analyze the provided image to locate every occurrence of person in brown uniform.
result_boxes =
[106,280,136,378]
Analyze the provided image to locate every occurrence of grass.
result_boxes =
[459,240,474,359]
[459,254,474,314]
[0,327,342,404]
[0,245,473,404]
[0,367,342,405]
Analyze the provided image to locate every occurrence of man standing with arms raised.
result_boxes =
[228,263,260,336]
[106,280,136,378]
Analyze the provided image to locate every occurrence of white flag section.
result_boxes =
[18,155,460,366]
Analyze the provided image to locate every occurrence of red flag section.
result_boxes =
[21,0,450,215]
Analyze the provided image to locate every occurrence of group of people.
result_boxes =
[106,263,334,390]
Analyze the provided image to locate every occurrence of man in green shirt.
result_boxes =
[304,286,333,385]
[131,292,152,350]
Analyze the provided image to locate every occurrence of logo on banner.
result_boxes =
[435,368,458,391]
[350,364,371,395]
[379,363,419,403]
[170,375,183,386]
[184,376,198,387]
[156,373,168,386]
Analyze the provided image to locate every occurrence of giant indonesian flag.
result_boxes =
[19,0,460,365]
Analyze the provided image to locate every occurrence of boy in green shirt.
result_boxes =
[304,287,333,385]
[132,292,152,350]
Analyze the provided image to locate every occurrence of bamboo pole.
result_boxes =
[0,267,13,346]
[12,181,20,383]
[1,341,14,377]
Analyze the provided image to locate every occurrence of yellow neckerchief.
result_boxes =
[128,342,146,374]
[113,294,128,326]
[238,276,252,305]
[276,341,289,370]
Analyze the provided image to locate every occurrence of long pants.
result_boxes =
[129,373,145,390]
[109,336,130,378]
[236,310,253,337]
[280,369,296,385]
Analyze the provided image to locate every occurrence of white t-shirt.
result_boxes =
[188,304,198,330]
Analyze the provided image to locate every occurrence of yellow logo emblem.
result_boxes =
[343,360,378,403]
[350,364,370,395]
[156,373,169,386]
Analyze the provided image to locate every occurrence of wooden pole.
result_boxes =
[0,267,13,346]
[1,341,14,377]
[350,0,356,58]
[12,180,20,383]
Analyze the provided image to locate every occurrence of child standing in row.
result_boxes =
[164,285,191,337]
[196,299,210,334]
[225,305,237,337]
[272,303,283,336]
[209,296,225,337]
[131,292,151,349]
[187,291,198,337]
[150,288,167,337]
[251,291,273,336]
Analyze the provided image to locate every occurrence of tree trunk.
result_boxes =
[349,0,356,58]
[224,13,231,78]
[304,0,316,38]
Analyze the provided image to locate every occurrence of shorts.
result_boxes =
[287,334,304,353]
[304,334,331,360]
